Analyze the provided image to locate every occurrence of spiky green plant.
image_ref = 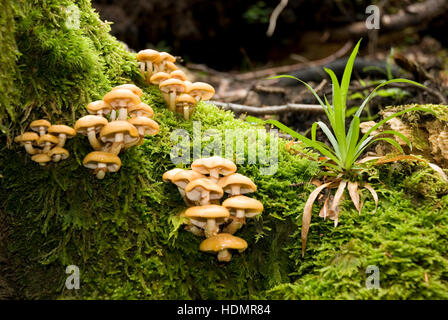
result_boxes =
[265,39,431,256]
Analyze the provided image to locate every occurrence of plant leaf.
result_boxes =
[363,183,378,213]
[331,180,347,227]
[347,181,361,214]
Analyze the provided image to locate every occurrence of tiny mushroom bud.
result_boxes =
[31,153,52,166]
[222,195,263,234]
[99,120,139,155]
[218,173,257,196]
[37,134,59,153]
[159,78,187,112]
[74,115,109,150]
[136,49,160,81]
[16,132,40,155]
[47,125,76,148]
[86,100,112,118]
[186,82,215,103]
[199,233,247,262]
[175,93,197,120]
[83,151,121,179]
[103,89,141,121]
[191,156,237,183]
[185,205,230,238]
[112,84,143,97]
[155,52,176,73]
[127,117,159,137]
[48,147,69,162]
[185,177,224,206]
[171,170,205,205]
[128,103,154,118]
[30,119,51,137]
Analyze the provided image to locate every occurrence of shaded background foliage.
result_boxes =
[0,0,448,300]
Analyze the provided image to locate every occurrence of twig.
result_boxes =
[210,101,325,115]
[235,41,353,81]
[266,0,289,37]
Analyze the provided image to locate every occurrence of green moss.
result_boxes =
[1,0,448,300]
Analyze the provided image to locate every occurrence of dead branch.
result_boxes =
[266,0,289,37]
[210,101,325,115]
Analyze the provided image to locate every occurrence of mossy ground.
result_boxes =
[1,0,448,300]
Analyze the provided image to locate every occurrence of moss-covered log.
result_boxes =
[1,0,448,299]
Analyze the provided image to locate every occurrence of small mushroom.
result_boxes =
[74,115,109,150]
[150,72,170,86]
[48,147,69,162]
[170,70,188,82]
[159,78,187,112]
[171,170,205,205]
[164,61,178,73]
[127,117,159,137]
[186,82,215,103]
[191,156,237,183]
[99,120,139,155]
[179,211,205,237]
[37,134,59,153]
[154,52,176,73]
[15,132,40,155]
[103,89,141,121]
[47,125,76,148]
[86,100,112,118]
[136,49,160,81]
[30,119,51,137]
[83,151,122,179]
[128,103,154,118]
[185,205,230,238]
[175,93,197,120]
[31,153,52,166]
[222,195,263,234]
[218,173,257,196]
[112,84,143,97]
[185,177,224,206]
[199,233,247,262]
[162,168,185,183]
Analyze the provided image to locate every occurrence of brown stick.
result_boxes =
[210,100,326,115]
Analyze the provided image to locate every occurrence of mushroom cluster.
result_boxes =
[163,156,263,262]
[14,120,75,166]
[136,49,215,120]
[75,84,159,179]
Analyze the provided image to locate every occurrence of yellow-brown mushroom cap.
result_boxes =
[48,125,76,137]
[103,89,141,107]
[156,52,176,64]
[159,78,187,94]
[48,147,69,159]
[136,49,160,62]
[74,115,109,134]
[172,170,205,188]
[127,117,159,136]
[150,72,170,85]
[31,153,51,164]
[30,119,51,132]
[86,100,112,115]
[17,132,39,143]
[165,61,178,72]
[185,178,224,199]
[186,82,215,100]
[99,121,139,143]
[185,205,230,219]
[176,93,196,106]
[162,168,185,182]
[170,70,187,81]
[112,84,143,97]
[199,233,247,253]
[82,151,121,171]
[191,156,237,176]
[218,173,257,194]
[222,195,263,217]
[37,134,59,146]
[128,103,154,118]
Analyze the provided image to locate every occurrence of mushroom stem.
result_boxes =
[230,185,241,196]
[111,109,117,121]
[217,249,232,262]
[24,143,39,155]
[146,61,153,81]
[183,105,190,120]
[42,142,52,153]
[162,93,169,106]
[139,62,145,77]
[118,108,128,121]
[184,224,204,237]
[53,154,62,162]
[195,96,201,103]
[235,209,245,220]
[57,134,67,148]
[178,187,192,206]
[87,128,102,150]
[204,219,218,238]
[209,168,219,183]
[200,192,210,206]
[169,92,176,112]
[38,127,46,137]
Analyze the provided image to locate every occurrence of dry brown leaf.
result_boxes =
[331,180,347,227]
[318,195,330,220]
[347,181,361,214]
[374,154,426,165]
[363,183,378,213]
[302,181,332,257]
[428,163,448,182]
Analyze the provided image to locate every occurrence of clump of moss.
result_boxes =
[1,0,448,300]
